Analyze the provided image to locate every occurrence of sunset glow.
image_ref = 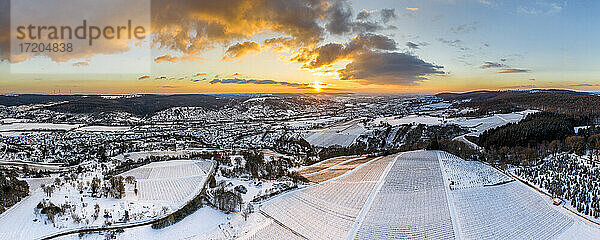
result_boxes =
[0,0,598,93]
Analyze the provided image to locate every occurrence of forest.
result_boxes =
[0,170,29,214]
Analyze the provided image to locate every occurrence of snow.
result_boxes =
[574,126,591,134]
[245,155,393,239]
[23,177,55,192]
[373,110,538,137]
[119,160,213,208]
[373,114,444,126]
[438,151,511,190]
[0,160,213,240]
[244,150,600,239]
[353,151,455,240]
[284,116,347,129]
[450,181,574,239]
[56,207,229,240]
[0,123,82,132]
[75,126,131,132]
[302,120,367,147]
[0,190,58,240]
[0,118,28,124]
[441,151,600,240]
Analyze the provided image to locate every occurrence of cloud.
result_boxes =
[138,75,150,80]
[477,0,496,6]
[497,68,530,73]
[222,41,261,60]
[406,42,420,49]
[2,0,399,63]
[406,8,419,12]
[355,9,396,26]
[337,51,444,85]
[480,61,507,69]
[191,78,207,83]
[194,73,208,77]
[499,85,533,89]
[209,78,311,89]
[569,84,600,87]
[150,0,333,55]
[1,0,149,63]
[518,1,565,15]
[325,0,354,35]
[154,54,202,63]
[72,62,89,67]
[325,1,394,35]
[292,33,398,69]
[450,22,478,34]
[154,54,178,63]
[380,9,397,23]
[263,37,303,53]
[437,38,463,48]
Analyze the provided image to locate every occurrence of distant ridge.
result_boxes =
[436,89,600,118]
[436,89,593,101]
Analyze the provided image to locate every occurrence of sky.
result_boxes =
[0,0,599,94]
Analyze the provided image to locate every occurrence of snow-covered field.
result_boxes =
[352,151,455,240]
[374,110,538,136]
[0,123,82,132]
[302,120,367,147]
[242,150,600,240]
[441,151,600,239]
[54,207,229,240]
[450,181,600,239]
[75,126,131,132]
[438,151,511,190]
[373,114,445,126]
[248,155,393,240]
[450,110,538,136]
[119,160,213,208]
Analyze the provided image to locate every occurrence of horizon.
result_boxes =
[0,88,598,96]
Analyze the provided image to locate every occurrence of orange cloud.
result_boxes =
[222,41,261,60]
[72,61,89,67]
[497,68,530,73]
[154,54,202,63]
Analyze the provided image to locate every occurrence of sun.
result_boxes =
[311,82,327,92]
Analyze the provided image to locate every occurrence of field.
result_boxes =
[257,155,394,240]
[119,160,214,207]
[301,156,376,183]
[74,126,131,132]
[374,110,537,136]
[302,120,367,147]
[352,151,455,240]
[437,151,511,190]
[241,150,600,240]
[0,123,82,132]
[297,156,360,175]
